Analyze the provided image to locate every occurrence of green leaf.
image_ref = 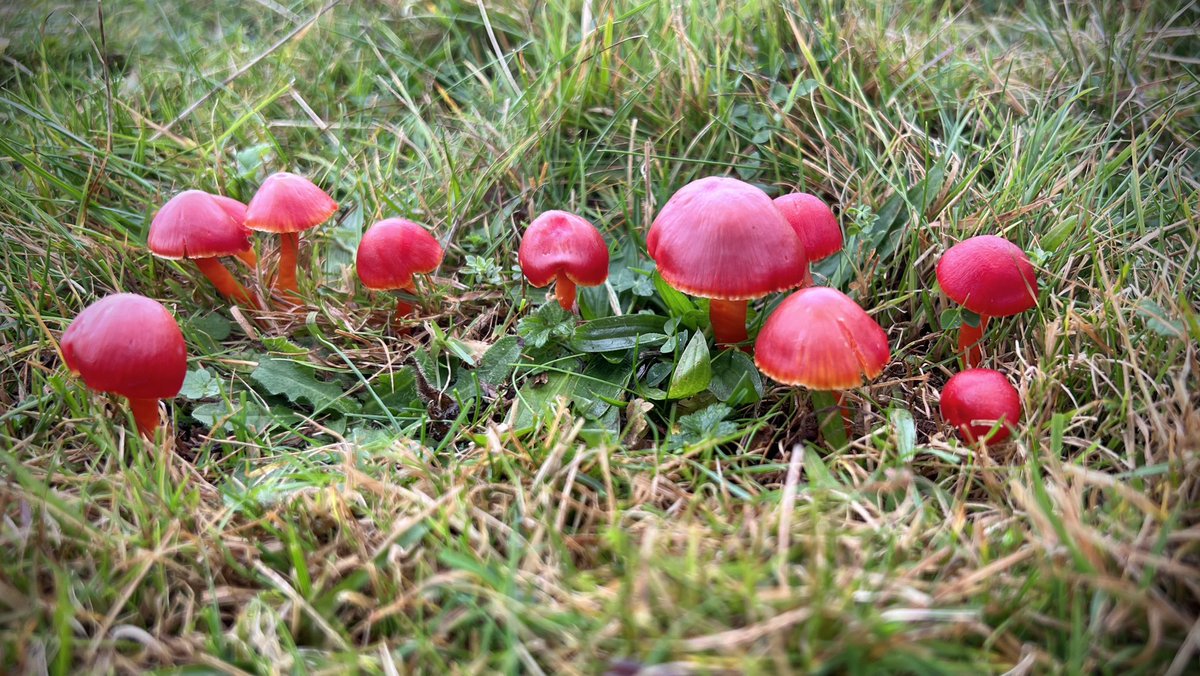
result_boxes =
[669,403,736,448]
[179,367,220,400]
[653,271,698,318]
[250,357,356,414]
[803,445,839,488]
[188,312,232,342]
[518,302,576,349]
[474,336,522,385]
[667,331,712,399]
[191,400,296,432]
[262,335,308,355]
[1136,299,1185,337]
[708,350,763,405]
[889,408,917,462]
[571,313,668,352]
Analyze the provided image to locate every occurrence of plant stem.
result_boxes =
[555,272,577,312]
[811,389,849,448]
[958,315,989,368]
[709,298,748,347]
[235,248,258,268]
[275,232,300,295]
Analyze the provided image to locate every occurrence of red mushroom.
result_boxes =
[518,210,609,312]
[148,190,257,306]
[61,293,187,438]
[773,192,843,287]
[940,368,1021,444]
[936,235,1038,368]
[210,194,258,267]
[244,172,338,297]
[754,287,890,446]
[356,218,444,322]
[648,177,808,347]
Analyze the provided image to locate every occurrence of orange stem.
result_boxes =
[395,282,417,321]
[800,266,814,288]
[958,315,989,368]
[194,257,254,305]
[127,397,161,439]
[555,272,577,312]
[709,298,748,347]
[275,232,300,294]
[235,248,258,268]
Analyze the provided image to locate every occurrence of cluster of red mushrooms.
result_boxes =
[61,172,1038,450]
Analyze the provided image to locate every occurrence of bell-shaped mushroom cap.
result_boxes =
[212,194,248,224]
[940,368,1021,444]
[936,235,1037,317]
[518,210,609,288]
[61,293,187,400]
[647,176,807,300]
[356,218,444,290]
[148,190,251,260]
[754,287,890,390]
[773,192,843,262]
[244,172,338,234]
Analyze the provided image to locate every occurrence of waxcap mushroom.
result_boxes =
[518,210,609,312]
[773,192,843,283]
[648,176,808,346]
[937,235,1037,317]
[244,172,338,234]
[356,218,444,321]
[754,287,890,390]
[148,190,256,304]
[940,368,1021,444]
[61,293,187,438]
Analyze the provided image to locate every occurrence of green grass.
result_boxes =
[1,0,1198,672]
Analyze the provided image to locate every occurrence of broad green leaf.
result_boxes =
[708,350,763,405]
[188,312,232,342]
[889,408,917,462]
[251,357,356,414]
[262,335,308,355]
[180,367,220,400]
[571,313,668,352]
[653,271,697,318]
[191,400,296,432]
[803,445,839,489]
[667,331,712,399]
[474,336,522,385]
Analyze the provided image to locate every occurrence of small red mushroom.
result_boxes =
[61,293,187,438]
[754,287,890,446]
[648,177,808,347]
[936,235,1037,368]
[148,190,257,305]
[244,172,338,297]
[356,218,444,322]
[773,192,843,287]
[518,210,609,313]
[940,368,1021,444]
[210,194,258,267]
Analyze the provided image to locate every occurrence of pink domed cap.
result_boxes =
[148,190,251,259]
[647,176,808,300]
[61,293,187,400]
[936,235,1038,317]
[356,218,444,290]
[940,368,1021,444]
[518,210,609,288]
[754,287,890,390]
[244,172,338,234]
[773,192,843,262]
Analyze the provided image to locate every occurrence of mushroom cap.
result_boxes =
[754,287,890,390]
[211,194,248,224]
[773,192,843,262]
[936,235,1038,317]
[148,190,251,259]
[356,218,445,290]
[61,293,187,400]
[244,172,338,234]
[518,210,610,288]
[940,368,1021,444]
[647,176,808,300]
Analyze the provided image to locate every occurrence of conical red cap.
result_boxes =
[936,235,1037,317]
[647,177,807,300]
[940,368,1021,444]
[61,293,187,400]
[148,190,251,259]
[754,287,890,390]
[212,194,248,224]
[773,192,843,262]
[356,218,444,290]
[244,172,338,234]
[518,210,609,288]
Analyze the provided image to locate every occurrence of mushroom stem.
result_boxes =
[127,397,161,439]
[555,272,577,312]
[811,389,849,448]
[194,257,255,306]
[235,248,258,268]
[958,315,990,368]
[709,299,749,347]
[275,232,300,294]
[800,267,814,288]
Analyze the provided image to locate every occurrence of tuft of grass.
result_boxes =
[2,0,1198,672]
